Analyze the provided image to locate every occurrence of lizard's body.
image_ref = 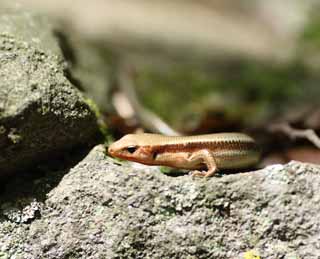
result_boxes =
[108,133,260,177]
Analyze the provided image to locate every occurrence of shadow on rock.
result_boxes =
[0,147,91,224]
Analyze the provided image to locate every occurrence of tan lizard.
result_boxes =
[108,133,260,177]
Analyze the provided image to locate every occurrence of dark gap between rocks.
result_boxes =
[54,30,85,92]
[0,146,89,223]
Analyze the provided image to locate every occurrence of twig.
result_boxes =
[116,63,181,136]
[269,123,320,149]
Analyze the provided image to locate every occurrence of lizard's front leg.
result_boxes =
[188,149,217,177]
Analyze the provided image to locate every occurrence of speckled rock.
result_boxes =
[0,1,101,175]
[0,145,319,258]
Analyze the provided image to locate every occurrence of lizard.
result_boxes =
[108,133,260,177]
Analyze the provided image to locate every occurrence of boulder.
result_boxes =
[0,2,101,175]
[0,145,318,258]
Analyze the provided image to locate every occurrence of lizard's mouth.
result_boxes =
[108,147,135,161]
[107,146,115,156]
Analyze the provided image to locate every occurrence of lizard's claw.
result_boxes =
[190,169,217,178]
[190,170,207,177]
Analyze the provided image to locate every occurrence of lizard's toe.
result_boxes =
[190,170,207,177]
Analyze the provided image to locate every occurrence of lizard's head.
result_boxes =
[108,133,156,164]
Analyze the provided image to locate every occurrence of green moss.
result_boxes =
[301,11,320,46]
[134,59,314,129]
[83,97,112,144]
[83,97,101,120]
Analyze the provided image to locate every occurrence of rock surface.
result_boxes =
[0,1,101,175]
[0,145,319,259]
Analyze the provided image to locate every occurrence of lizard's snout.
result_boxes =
[108,145,115,155]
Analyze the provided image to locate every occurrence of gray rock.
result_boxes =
[56,34,114,114]
[0,145,319,259]
[0,1,101,174]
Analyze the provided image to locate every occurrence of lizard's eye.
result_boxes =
[126,146,137,154]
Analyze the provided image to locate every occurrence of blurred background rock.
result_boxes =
[21,0,320,132]
[2,0,320,161]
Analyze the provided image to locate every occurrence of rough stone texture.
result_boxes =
[0,145,319,258]
[0,1,101,174]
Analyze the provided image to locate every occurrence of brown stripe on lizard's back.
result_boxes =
[149,139,257,154]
